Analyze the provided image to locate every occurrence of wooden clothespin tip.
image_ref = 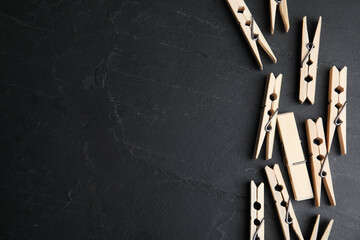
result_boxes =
[270,0,290,34]
[310,215,334,240]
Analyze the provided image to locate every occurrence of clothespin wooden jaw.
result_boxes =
[327,66,347,155]
[299,16,322,104]
[250,181,264,240]
[269,0,290,34]
[265,164,304,240]
[310,215,334,240]
[277,112,314,201]
[226,0,277,70]
[253,73,282,160]
[305,118,336,207]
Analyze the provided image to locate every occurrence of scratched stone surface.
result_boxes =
[0,0,359,239]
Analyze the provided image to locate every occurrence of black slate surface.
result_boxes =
[1,0,359,239]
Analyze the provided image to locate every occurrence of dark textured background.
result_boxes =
[0,0,359,239]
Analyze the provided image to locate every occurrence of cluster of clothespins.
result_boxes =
[226,0,348,239]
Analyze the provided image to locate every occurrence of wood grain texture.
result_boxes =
[310,215,334,240]
[299,16,322,104]
[321,219,334,240]
[279,0,290,33]
[250,181,264,240]
[270,0,290,34]
[226,0,276,69]
[265,164,304,240]
[327,66,347,154]
[305,118,336,207]
[253,73,282,160]
[310,215,321,240]
[277,112,314,201]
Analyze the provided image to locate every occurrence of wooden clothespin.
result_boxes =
[265,164,304,240]
[250,181,264,240]
[269,0,290,34]
[226,0,277,70]
[299,16,322,104]
[253,73,282,160]
[277,112,314,201]
[305,118,336,207]
[310,215,334,240]
[327,66,347,155]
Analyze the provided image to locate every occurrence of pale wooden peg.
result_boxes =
[277,112,314,201]
[253,73,282,160]
[310,215,334,240]
[226,0,277,70]
[265,164,304,240]
[327,66,347,155]
[299,16,322,104]
[310,215,320,240]
[250,181,264,240]
[305,118,336,207]
[270,0,290,34]
[321,219,334,240]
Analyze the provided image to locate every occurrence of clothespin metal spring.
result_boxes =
[265,109,279,132]
[319,153,329,178]
[301,43,315,67]
[285,199,293,224]
[252,218,264,240]
[250,16,259,41]
[335,101,347,126]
